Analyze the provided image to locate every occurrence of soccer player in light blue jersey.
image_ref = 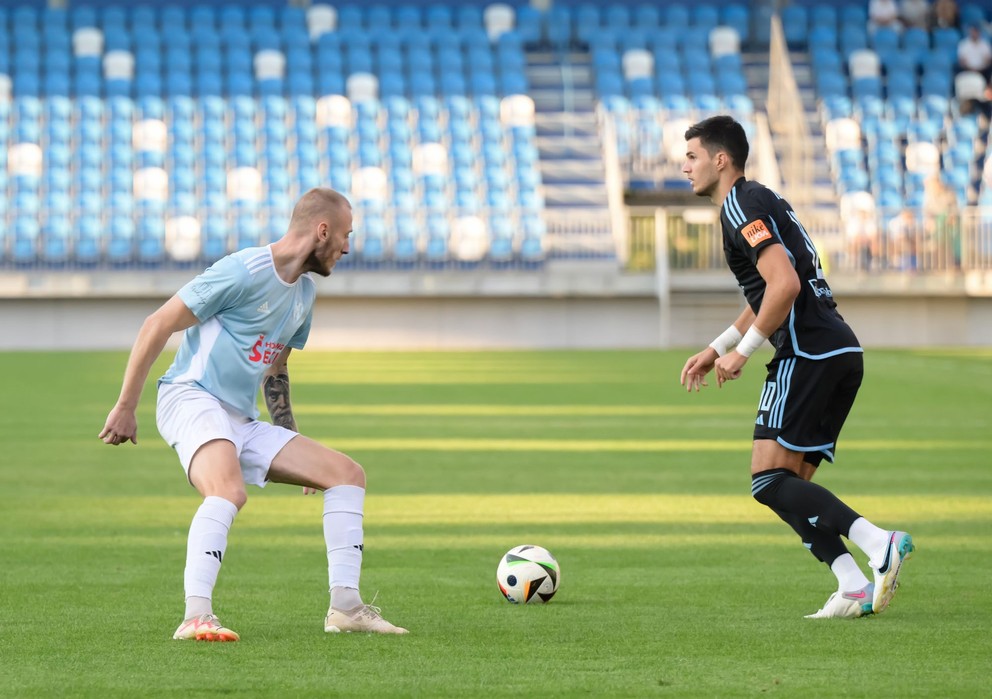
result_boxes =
[99,188,407,639]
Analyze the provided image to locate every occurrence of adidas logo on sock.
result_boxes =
[206,550,224,562]
[353,544,364,552]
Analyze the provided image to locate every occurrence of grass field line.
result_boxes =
[7,494,989,529]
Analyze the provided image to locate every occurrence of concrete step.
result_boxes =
[526,66,565,88]
[527,51,591,66]
[539,158,605,183]
[534,112,599,136]
[534,136,602,158]
[543,183,609,206]
[531,89,597,112]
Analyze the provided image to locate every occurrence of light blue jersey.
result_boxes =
[160,246,316,418]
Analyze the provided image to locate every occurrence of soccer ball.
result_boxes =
[496,545,561,604]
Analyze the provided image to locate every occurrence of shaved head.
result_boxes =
[288,188,351,235]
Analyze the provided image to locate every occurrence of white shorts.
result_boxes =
[155,382,298,488]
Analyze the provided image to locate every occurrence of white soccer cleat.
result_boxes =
[324,604,408,634]
[172,613,240,641]
[804,583,875,619]
[871,531,915,615]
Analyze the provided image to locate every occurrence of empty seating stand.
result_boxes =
[0,1,546,268]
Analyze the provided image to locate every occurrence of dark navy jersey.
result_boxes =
[720,177,861,359]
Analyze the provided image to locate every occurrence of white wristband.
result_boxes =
[736,326,768,358]
[708,325,743,357]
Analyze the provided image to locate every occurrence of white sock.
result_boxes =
[183,496,238,618]
[324,485,365,609]
[185,596,212,620]
[847,517,891,568]
[830,553,871,591]
[331,587,363,611]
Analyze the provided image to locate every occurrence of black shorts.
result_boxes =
[752,351,864,466]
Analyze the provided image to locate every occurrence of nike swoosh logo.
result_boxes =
[878,533,896,573]
[843,590,868,600]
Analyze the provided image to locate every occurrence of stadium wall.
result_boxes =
[4,267,992,350]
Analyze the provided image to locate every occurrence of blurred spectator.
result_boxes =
[932,0,960,29]
[959,78,992,120]
[846,207,879,270]
[957,25,992,81]
[923,174,961,268]
[869,0,903,31]
[900,0,932,30]
[886,209,919,271]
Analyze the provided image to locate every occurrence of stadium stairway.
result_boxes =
[525,49,613,258]
[790,51,838,215]
[743,46,835,213]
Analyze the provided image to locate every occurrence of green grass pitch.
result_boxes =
[1,349,990,697]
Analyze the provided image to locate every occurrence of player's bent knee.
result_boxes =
[198,482,247,509]
[751,468,794,508]
[333,454,365,488]
[226,489,248,510]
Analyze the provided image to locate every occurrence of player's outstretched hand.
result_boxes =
[714,351,747,387]
[302,487,320,495]
[98,406,138,446]
[680,348,718,392]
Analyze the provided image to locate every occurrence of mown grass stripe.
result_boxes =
[115,437,992,453]
[294,404,746,416]
[316,438,991,452]
[6,494,988,528]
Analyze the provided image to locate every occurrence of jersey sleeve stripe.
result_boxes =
[765,216,797,265]
[730,189,749,228]
[786,210,825,279]
[244,249,273,273]
[723,192,745,228]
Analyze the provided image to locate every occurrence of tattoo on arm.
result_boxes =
[264,369,298,432]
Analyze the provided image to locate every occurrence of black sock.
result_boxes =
[753,468,861,563]
[770,508,851,566]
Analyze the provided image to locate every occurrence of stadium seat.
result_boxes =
[781,6,808,48]
[74,216,103,265]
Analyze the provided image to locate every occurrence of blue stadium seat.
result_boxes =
[921,70,951,98]
[392,218,419,265]
[840,24,868,55]
[488,214,515,262]
[73,216,103,265]
[811,47,842,76]
[853,77,884,100]
[808,25,838,53]
[520,218,545,264]
[38,213,72,266]
[574,4,600,45]
[961,3,986,28]
[691,5,720,32]
[200,216,227,261]
[932,28,961,63]
[544,5,571,49]
[664,5,689,28]
[721,4,750,44]
[134,218,165,264]
[12,218,40,266]
[810,6,837,30]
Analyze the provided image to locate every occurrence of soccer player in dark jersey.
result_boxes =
[679,116,913,618]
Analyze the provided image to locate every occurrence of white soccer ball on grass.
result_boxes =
[496,545,560,604]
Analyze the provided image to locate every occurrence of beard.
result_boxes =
[303,249,333,277]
